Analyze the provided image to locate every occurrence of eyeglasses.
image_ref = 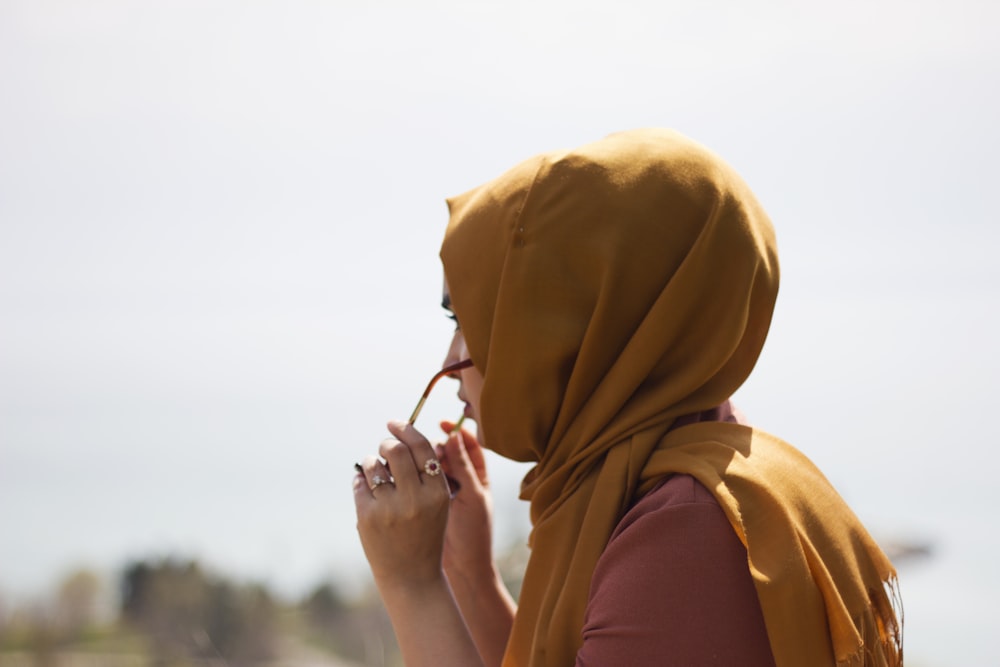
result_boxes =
[408,358,473,495]
[354,358,475,493]
[408,358,474,426]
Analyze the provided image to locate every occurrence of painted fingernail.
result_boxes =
[354,462,363,473]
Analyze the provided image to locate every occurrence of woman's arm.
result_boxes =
[440,561,515,667]
[437,422,516,667]
[353,420,485,667]
[364,544,484,667]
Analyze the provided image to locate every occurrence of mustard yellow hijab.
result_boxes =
[440,129,901,667]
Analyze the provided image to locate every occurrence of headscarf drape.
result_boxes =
[440,129,901,667]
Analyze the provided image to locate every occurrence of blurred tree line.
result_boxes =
[0,558,370,666]
[0,539,528,666]
[119,558,278,664]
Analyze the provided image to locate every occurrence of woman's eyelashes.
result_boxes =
[441,291,458,329]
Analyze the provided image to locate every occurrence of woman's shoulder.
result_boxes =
[594,472,754,609]
[578,473,776,666]
[611,473,722,538]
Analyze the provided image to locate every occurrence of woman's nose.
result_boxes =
[443,330,466,374]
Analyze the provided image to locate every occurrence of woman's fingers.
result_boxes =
[462,431,489,487]
[355,456,394,498]
[352,469,371,508]
[383,420,448,491]
[438,421,475,486]
[440,421,489,488]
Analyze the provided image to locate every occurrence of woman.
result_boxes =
[353,129,902,666]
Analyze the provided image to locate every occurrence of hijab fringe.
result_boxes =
[838,575,903,667]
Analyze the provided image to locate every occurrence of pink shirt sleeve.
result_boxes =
[575,474,776,666]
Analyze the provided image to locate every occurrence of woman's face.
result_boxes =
[444,328,483,424]
[442,282,484,427]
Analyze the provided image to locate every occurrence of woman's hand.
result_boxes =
[436,421,516,667]
[436,420,496,581]
[352,420,487,667]
[353,420,452,592]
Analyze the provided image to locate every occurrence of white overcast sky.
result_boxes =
[1,1,997,663]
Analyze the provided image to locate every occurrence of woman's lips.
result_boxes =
[463,402,474,419]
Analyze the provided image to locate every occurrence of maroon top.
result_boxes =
[575,406,776,666]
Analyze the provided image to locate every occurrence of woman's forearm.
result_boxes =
[378,572,486,667]
[445,562,517,667]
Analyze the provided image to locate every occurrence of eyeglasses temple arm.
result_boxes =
[407,359,474,424]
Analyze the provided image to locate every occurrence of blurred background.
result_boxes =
[1,0,996,664]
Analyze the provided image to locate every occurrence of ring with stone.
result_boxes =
[370,474,390,491]
[423,458,443,476]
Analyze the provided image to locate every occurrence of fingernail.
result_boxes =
[354,462,363,473]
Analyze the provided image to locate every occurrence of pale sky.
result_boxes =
[1,1,998,663]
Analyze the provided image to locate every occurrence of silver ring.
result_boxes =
[370,475,389,491]
[423,459,443,476]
